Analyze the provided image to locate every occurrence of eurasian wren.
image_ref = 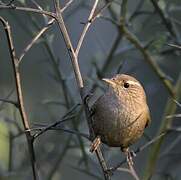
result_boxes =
[92,74,151,152]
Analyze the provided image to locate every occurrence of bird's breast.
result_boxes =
[92,92,148,148]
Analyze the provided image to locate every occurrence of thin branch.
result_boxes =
[167,43,181,50]
[32,102,81,139]
[119,19,175,97]
[143,73,181,180]
[75,1,113,57]
[118,166,140,180]
[166,114,181,119]
[32,114,77,139]
[160,133,181,158]
[0,98,18,107]
[61,0,74,12]
[18,18,55,64]
[0,4,55,18]
[109,132,166,172]
[103,0,175,97]
[34,126,90,140]
[127,164,140,180]
[18,0,73,64]
[75,0,99,57]
[54,0,84,89]
[150,0,176,38]
[53,1,111,179]
[0,16,38,180]
[27,0,89,169]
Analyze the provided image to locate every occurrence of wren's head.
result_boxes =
[102,74,146,102]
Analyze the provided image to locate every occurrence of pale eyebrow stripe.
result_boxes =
[126,80,142,87]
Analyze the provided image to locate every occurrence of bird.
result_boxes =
[90,74,151,162]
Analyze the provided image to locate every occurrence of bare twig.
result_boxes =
[103,0,175,97]
[167,43,181,50]
[143,73,181,180]
[53,1,111,179]
[0,16,38,180]
[75,0,99,57]
[0,4,55,18]
[119,19,175,97]
[150,0,176,38]
[75,1,113,57]
[173,99,181,107]
[18,0,73,64]
[32,103,80,138]
[127,164,140,180]
[166,114,181,119]
[54,0,83,89]
[18,18,55,64]
[117,167,136,174]
[109,132,166,172]
[25,0,88,169]
[0,98,18,107]
[61,0,74,12]
[33,114,76,139]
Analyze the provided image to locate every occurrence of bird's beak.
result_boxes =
[102,78,116,87]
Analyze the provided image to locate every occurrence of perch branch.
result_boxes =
[0,4,55,18]
[53,1,111,179]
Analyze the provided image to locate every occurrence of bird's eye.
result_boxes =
[112,78,115,81]
[123,82,129,88]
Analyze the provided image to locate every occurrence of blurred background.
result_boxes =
[0,0,181,179]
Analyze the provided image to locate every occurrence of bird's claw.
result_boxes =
[127,151,134,166]
[130,150,136,158]
[90,136,101,153]
[124,148,136,166]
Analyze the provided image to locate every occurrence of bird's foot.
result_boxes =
[127,151,134,166]
[89,136,101,153]
[123,148,136,166]
[125,148,139,179]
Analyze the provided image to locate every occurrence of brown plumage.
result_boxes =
[92,74,151,152]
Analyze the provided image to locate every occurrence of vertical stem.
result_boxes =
[143,73,181,180]
[53,1,111,179]
[54,0,84,90]
[0,16,38,180]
